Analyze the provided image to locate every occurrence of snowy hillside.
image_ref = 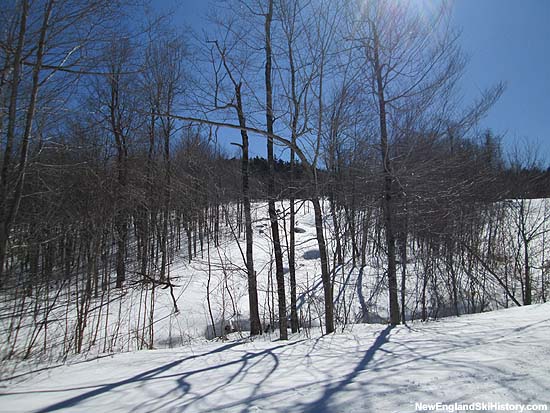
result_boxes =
[2,198,549,366]
[0,199,385,364]
[1,302,549,412]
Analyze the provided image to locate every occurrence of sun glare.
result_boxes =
[406,0,446,23]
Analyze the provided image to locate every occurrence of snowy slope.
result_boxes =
[4,198,547,365]
[1,302,548,413]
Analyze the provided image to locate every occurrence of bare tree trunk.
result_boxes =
[0,0,28,281]
[373,25,400,325]
[1,0,53,282]
[235,84,261,336]
[399,226,408,323]
[109,66,128,289]
[329,194,343,267]
[289,160,298,333]
[312,197,334,334]
[279,0,302,334]
[265,0,287,339]
[520,202,532,305]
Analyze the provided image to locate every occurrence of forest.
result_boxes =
[1,0,550,368]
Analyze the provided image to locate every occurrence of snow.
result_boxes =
[2,199,550,411]
[5,198,547,364]
[1,302,549,412]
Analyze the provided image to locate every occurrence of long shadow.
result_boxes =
[301,325,393,413]
[295,279,323,312]
[356,266,368,321]
[34,341,243,413]
[169,345,286,412]
[333,263,355,305]
[171,340,314,413]
[34,339,306,413]
[296,258,354,313]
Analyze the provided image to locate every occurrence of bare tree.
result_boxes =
[201,15,263,336]
[263,0,288,339]
[350,0,466,324]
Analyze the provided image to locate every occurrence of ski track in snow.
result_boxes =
[1,303,549,413]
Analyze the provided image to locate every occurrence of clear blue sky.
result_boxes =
[452,0,550,164]
[159,0,550,164]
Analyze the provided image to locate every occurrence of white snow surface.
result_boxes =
[1,302,549,413]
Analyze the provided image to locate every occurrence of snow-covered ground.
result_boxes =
[1,199,549,412]
[0,199,387,364]
[3,198,548,365]
[1,302,549,412]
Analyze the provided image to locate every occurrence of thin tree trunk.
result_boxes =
[373,25,400,325]
[312,197,334,334]
[265,0,287,339]
[235,83,261,336]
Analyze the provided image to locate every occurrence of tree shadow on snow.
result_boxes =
[147,341,304,412]
[33,339,307,413]
[33,341,244,413]
[299,325,393,413]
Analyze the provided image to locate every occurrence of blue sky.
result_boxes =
[159,0,550,164]
[452,0,550,164]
